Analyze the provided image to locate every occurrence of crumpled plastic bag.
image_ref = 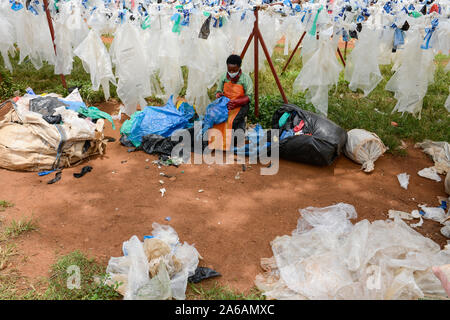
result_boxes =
[106,223,200,300]
[415,140,450,175]
[344,129,387,173]
[255,203,450,300]
[201,96,230,135]
[125,96,194,147]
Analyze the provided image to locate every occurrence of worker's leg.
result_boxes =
[232,103,249,147]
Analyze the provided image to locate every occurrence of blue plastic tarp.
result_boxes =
[127,96,195,147]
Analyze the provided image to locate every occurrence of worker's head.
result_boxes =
[226,54,242,78]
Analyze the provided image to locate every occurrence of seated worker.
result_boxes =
[214,54,253,138]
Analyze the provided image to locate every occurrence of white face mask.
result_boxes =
[228,70,240,78]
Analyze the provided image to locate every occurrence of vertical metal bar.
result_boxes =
[256,28,288,104]
[281,31,306,74]
[337,47,346,67]
[344,40,348,61]
[254,8,259,118]
[240,30,254,60]
[43,0,67,89]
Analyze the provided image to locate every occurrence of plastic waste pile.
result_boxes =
[0,0,448,118]
[255,203,450,300]
[0,88,109,171]
[120,96,196,153]
[105,223,200,300]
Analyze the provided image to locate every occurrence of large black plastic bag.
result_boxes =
[272,104,347,166]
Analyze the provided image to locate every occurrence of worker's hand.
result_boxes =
[227,101,237,110]
[215,92,224,99]
[228,95,250,110]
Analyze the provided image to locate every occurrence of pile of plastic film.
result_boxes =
[255,203,450,300]
[104,223,200,300]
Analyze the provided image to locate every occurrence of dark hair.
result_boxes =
[226,54,242,67]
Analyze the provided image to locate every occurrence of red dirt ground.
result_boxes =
[0,100,448,295]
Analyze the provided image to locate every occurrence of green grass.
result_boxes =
[0,200,14,212]
[1,43,449,153]
[2,217,38,239]
[36,250,122,300]
[187,282,265,300]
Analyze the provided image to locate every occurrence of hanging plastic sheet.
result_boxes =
[293,27,342,116]
[344,27,383,97]
[73,29,116,101]
[385,31,435,119]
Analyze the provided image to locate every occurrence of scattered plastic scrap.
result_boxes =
[47,171,62,184]
[419,205,447,223]
[418,167,442,182]
[73,166,92,178]
[440,224,450,238]
[38,170,56,177]
[198,190,204,193]
[255,203,450,300]
[344,129,387,173]
[415,140,450,175]
[165,217,171,222]
[397,173,410,190]
[410,216,424,228]
[160,188,166,197]
[105,223,200,300]
[388,210,414,220]
[153,156,184,168]
[235,172,240,180]
[188,267,221,284]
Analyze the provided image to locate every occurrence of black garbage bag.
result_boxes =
[272,104,347,166]
[188,267,221,283]
[29,96,68,117]
[42,114,62,125]
[141,134,179,157]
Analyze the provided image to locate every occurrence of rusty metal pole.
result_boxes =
[253,7,259,118]
[43,0,67,89]
[240,30,254,60]
[281,31,306,74]
[344,40,348,60]
[256,28,288,104]
[337,47,346,67]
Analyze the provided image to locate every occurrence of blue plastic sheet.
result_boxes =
[201,96,230,135]
[127,96,195,147]
[234,124,271,156]
[58,99,87,112]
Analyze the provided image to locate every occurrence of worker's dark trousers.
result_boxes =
[231,103,250,147]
